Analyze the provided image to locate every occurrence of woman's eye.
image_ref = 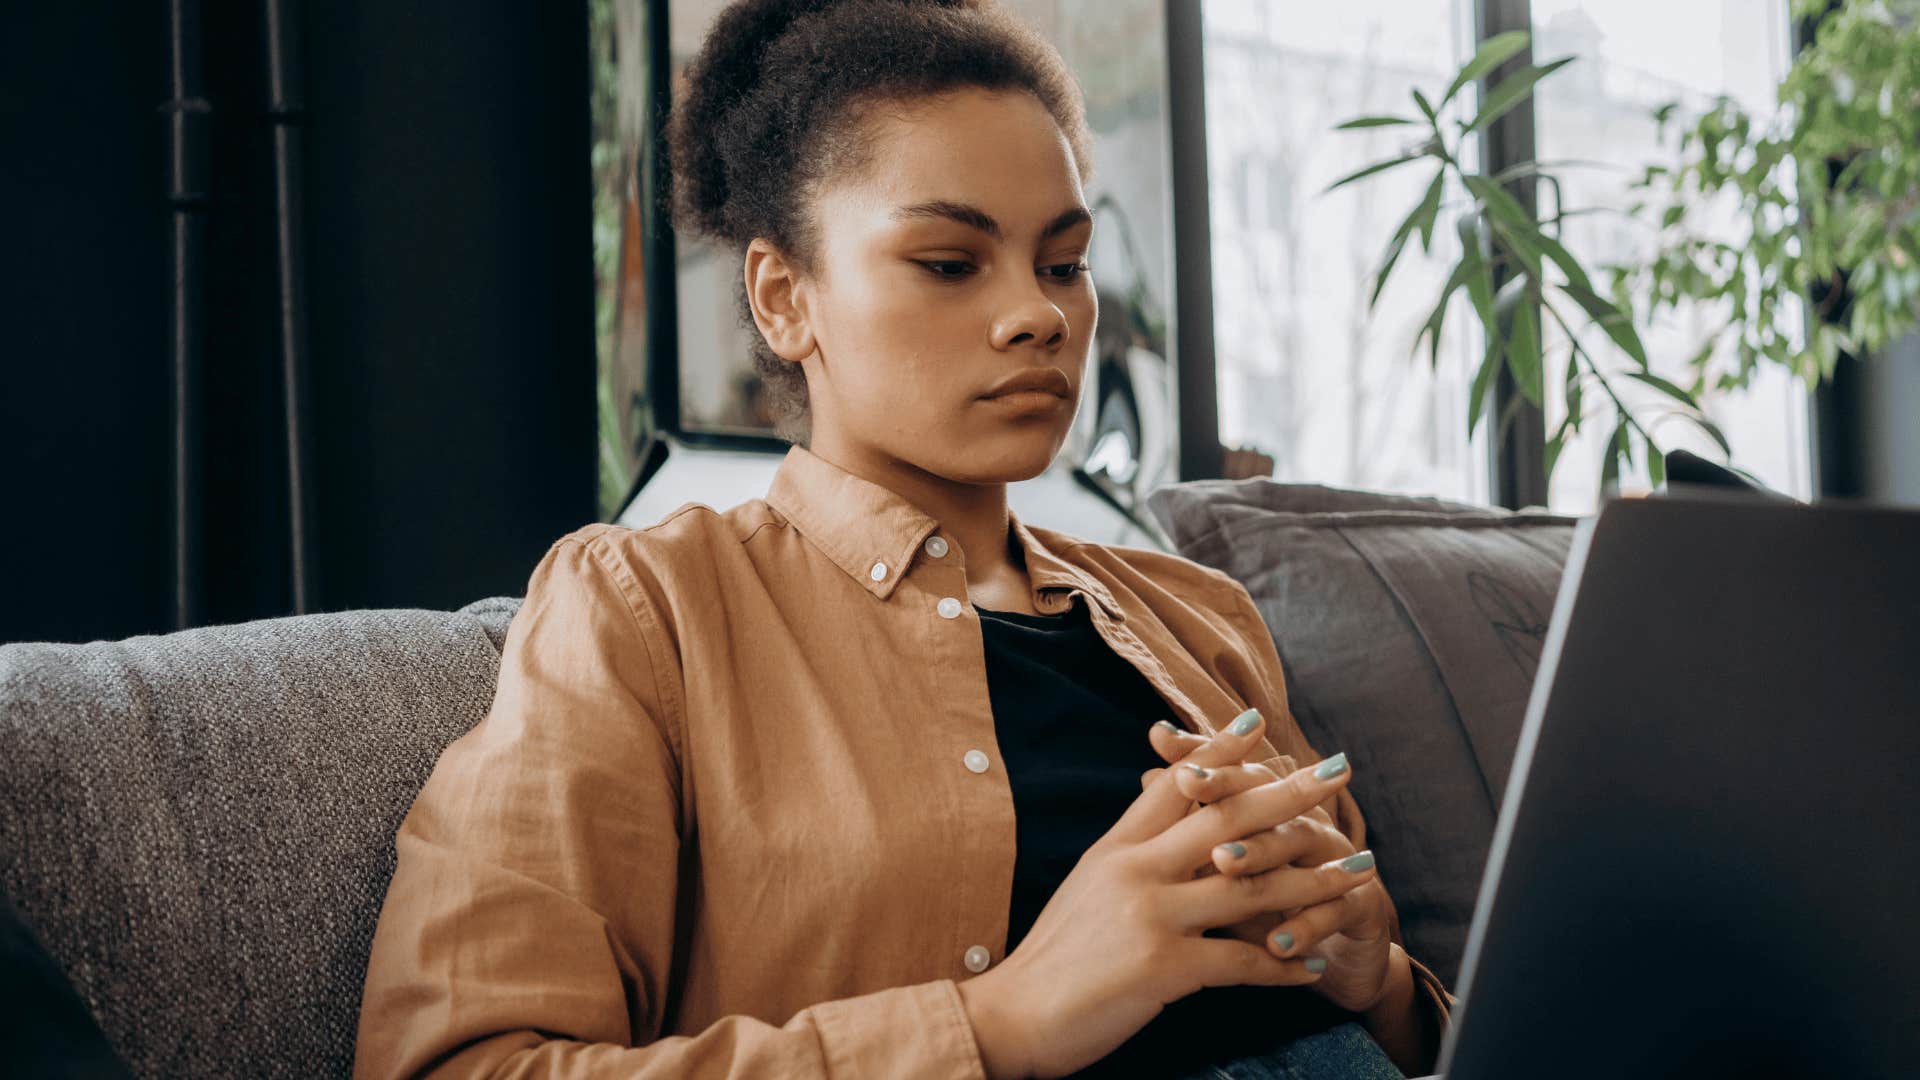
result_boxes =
[1043,261,1092,282]
[920,260,975,280]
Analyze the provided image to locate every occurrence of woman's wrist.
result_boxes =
[1359,944,1433,1075]
[956,969,1032,1080]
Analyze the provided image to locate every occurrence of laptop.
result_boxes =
[1430,488,1920,1079]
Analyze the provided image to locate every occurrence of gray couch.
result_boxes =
[1,598,522,1077]
[0,483,1579,1078]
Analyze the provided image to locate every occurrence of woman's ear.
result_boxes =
[744,237,816,363]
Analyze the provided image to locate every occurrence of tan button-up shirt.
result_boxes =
[354,444,1454,1078]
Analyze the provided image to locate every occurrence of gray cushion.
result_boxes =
[0,596,522,1079]
[1147,480,1580,988]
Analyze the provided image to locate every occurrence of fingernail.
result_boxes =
[1272,931,1294,950]
[1305,957,1328,973]
[1184,763,1211,779]
[1227,708,1261,736]
[1313,752,1349,780]
[1217,841,1246,860]
[1154,720,1180,734]
[1339,850,1375,873]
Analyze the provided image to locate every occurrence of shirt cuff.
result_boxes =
[807,977,988,1080]
[1405,950,1455,1046]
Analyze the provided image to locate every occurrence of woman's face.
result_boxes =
[758,87,1097,485]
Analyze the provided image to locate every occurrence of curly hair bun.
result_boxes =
[668,0,1083,249]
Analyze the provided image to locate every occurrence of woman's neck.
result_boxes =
[803,439,1034,609]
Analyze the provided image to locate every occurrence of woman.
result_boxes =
[354,1,1455,1077]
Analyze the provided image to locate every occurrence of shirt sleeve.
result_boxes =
[1211,576,1458,1052]
[353,532,989,1080]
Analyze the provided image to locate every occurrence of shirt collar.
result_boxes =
[763,444,1123,620]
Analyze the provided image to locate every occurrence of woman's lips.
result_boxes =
[979,389,1069,415]
[980,366,1072,399]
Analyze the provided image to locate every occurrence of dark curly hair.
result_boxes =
[666,0,1094,446]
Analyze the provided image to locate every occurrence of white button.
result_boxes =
[869,561,888,582]
[937,596,964,619]
[964,944,992,973]
[963,749,990,773]
[925,535,950,558]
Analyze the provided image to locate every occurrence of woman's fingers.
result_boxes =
[1206,813,1349,878]
[1139,753,1354,876]
[1137,708,1263,794]
[1169,848,1380,934]
[1116,709,1273,840]
[1263,884,1381,960]
[1171,758,1279,805]
[1147,717,1210,764]
[1177,935,1329,995]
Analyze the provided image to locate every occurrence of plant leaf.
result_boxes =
[1507,296,1543,405]
[1461,218,1497,331]
[1544,408,1575,482]
[1336,115,1418,130]
[1564,348,1584,432]
[1599,415,1625,497]
[1441,30,1531,108]
[1561,282,1650,369]
[1418,251,1478,368]
[1532,230,1595,293]
[1461,175,1547,280]
[1462,174,1532,231]
[1324,154,1425,194]
[1465,57,1576,134]
[1624,370,1699,410]
[1370,228,1413,312]
[1412,170,1446,252]
[1685,412,1734,457]
[1412,88,1437,123]
[1647,438,1667,490]
[1467,337,1502,440]
[1497,391,1529,443]
[1369,172,1446,311]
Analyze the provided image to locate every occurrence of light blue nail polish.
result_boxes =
[1273,931,1294,950]
[1305,957,1328,973]
[1185,763,1210,779]
[1218,841,1246,859]
[1227,708,1261,736]
[1313,752,1349,780]
[1340,850,1375,873]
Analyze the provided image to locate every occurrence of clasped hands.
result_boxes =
[1138,707,1398,1015]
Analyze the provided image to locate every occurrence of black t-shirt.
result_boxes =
[974,596,1350,1079]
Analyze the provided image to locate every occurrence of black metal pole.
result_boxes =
[642,0,681,445]
[1165,0,1223,482]
[164,0,209,631]
[1797,1,1861,501]
[1476,0,1550,509]
[265,0,319,613]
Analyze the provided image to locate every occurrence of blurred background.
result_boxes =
[5,0,1914,645]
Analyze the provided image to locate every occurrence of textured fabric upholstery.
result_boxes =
[1148,480,1580,987]
[0,597,521,1079]
[3,476,1570,1074]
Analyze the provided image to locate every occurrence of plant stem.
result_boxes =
[1542,298,1659,451]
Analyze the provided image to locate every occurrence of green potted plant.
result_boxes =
[1332,0,1920,496]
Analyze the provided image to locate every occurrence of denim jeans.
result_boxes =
[1172,1021,1407,1080]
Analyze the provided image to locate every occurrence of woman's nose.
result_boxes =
[990,280,1070,351]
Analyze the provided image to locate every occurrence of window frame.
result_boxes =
[630,0,1818,506]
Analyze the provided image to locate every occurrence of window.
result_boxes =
[1202,0,1491,504]
[1531,0,1812,510]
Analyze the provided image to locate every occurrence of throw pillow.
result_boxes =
[1147,480,1581,988]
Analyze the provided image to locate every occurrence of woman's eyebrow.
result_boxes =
[890,200,1094,242]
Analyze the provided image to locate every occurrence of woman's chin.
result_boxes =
[935,426,1069,484]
